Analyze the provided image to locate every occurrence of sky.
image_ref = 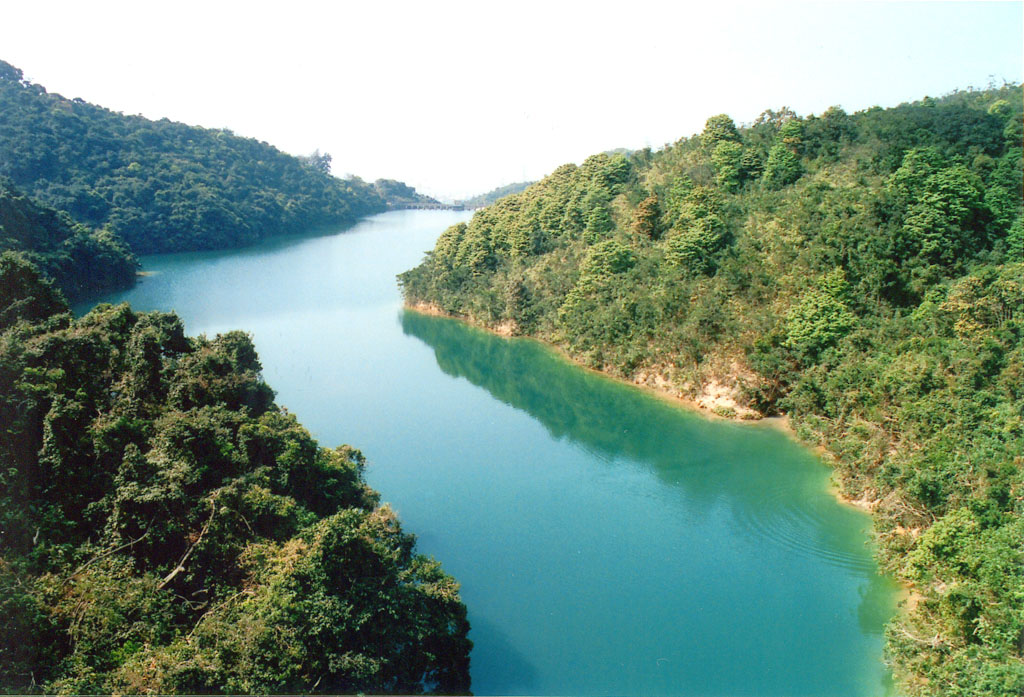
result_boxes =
[1,1,1021,200]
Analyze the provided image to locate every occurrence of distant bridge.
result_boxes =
[387,202,465,211]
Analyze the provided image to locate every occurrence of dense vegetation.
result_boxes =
[401,86,1024,695]
[0,253,472,694]
[0,184,136,299]
[456,181,535,210]
[374,179,442,209]
[0,60,389,254]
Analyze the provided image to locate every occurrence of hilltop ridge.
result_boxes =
[0,60,431,255]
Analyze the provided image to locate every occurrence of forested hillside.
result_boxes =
[400,86,1024,695]
[374,179,442,209]
[0,184,136,298]
[0,252,472,694]
[0,60,388,254]
[456,181,535,209]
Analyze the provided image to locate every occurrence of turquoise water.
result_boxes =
[81,210,899,696]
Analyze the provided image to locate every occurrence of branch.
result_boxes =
[185,588,254,643]
[158,497,218,591]
[62,528,151,586]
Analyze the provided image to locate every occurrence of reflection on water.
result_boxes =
[401,310,878,572]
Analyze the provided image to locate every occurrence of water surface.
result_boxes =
[81,210,899,696]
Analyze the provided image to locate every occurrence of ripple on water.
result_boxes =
[734,476,877,574]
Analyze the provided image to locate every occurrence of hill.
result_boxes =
[0,252,472,694]
[456,181,535,209]
[373,179,443,209]
[400,86,1024,695]
[0,60,389,254]
[0,183,136,299]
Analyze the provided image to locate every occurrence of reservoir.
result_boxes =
[80,210,899,696]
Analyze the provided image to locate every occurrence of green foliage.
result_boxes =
[665,217,727,274]
[0,184,136,299]
[631,194,661,238]
[702,114,740,147]
[0,61,387,254]
[1007,215,1024,260]
[762,142,804,189]
[400,84,1024,695]
[582,239,636,276]
[888,147,948,200]
[778,119,805,153]
[664,185,729,274]
[802,106,853,160]
[897,160,987,265]
[303,149,333,174]
[783,269,857,360]
[711,141,745,191]
[373,179,441,208]
[583,195,615,242]
[0,265,471,694]
[860,90,1008,171]
[662,175,695,226]
[0,251,68,330]
[1003,115,1023,148]
[984,147,1023,236]
[456,180,535,209]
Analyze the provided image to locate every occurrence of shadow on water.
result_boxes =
[401,309,703,470]
[467,615,540,695]
[399,310,833,498]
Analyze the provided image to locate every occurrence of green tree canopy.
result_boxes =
[702,114,740,147]
[0,260,472,694]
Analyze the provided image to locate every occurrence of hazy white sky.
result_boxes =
[2,1,1021,199]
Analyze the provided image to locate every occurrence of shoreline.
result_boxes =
[403,303,903,522]
[402,303,914,587]
[404,302,873,500]
[405,301,792,429]
[403,302,909,526]
[404,299,916,636]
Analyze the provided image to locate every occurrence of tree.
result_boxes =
[662,175,694,227]
[778,119,804,153]
[0,251,68,330]
[0,277,472,693]
[702,114,740,148]
[711,141,745,191]
[0,60,23,83]
[631,194,661,238]
[888,147,946,204]
[665,216,727,274]
[762,143,803,189]
[783,269,857,360]
[0,62,387,255]
[899,164,986,268]
[305,149,333,174]
[583,189,615,242]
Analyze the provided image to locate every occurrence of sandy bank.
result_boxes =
[404,302,786,430]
